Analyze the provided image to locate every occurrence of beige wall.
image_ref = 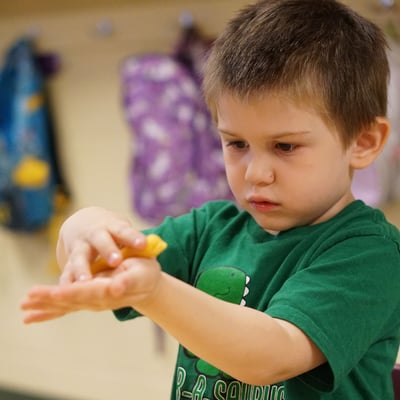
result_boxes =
[0,2,249,399]
[0,1,399,399]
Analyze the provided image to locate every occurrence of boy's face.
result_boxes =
[216,94,356,232]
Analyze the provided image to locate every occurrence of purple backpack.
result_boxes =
[121,24,233,225]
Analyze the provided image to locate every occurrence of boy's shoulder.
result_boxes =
[332,200,399,240]
[290,200,400,260]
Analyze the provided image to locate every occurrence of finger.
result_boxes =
[21,283,88,309]
[23,310,67,324]
[23,285,58,300]
[48,278,115,311]
[82,229,124,268]
[108,222,147,250]
[59,260,93,285]
[20,296,70,312]
[62,229,128,282]
[61,241,95,283]
[21,296,70,323]
[85,224,147,268]
[58,269,77,285]
[20,287,75,316]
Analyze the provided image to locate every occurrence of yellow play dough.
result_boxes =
[91,234,167,274]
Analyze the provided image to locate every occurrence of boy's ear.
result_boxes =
[350,117,390,169]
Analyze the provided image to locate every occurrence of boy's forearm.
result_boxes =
[134,272,325,386]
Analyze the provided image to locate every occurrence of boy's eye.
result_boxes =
[275,143,296,152]
[227,140,248,150]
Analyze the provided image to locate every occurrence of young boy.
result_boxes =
[21,0,400,399]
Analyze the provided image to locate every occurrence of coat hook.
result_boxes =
[95,18,115,37]
[179,11,194,29]
[26,24,41,39]
[378,0,395,8]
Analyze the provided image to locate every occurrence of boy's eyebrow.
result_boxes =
[218,129,311,139]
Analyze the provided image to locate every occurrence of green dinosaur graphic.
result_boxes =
[187,266,250,377]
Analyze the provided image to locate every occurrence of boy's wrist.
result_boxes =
[127,266,166,313]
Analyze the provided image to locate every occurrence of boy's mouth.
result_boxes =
[247,197,279,212]
[250,201,278,210]
[247,195,278,204]
[248,199,278,212]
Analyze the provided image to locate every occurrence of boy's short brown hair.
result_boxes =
[203,0,390,147]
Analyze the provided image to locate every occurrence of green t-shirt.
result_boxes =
[115,200,400,400]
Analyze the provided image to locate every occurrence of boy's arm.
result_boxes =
[21,258,325,386]
[135,271,326,386]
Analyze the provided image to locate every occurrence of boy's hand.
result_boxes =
[56,207,147,284]
[21,257,162,324]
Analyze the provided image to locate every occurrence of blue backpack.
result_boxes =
[0,38,66,231]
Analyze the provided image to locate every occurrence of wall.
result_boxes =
[0,1,399,399]
[0,1,249,399]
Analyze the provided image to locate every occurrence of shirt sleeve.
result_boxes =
[266,234,400,392]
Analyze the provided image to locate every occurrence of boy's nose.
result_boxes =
[244,156,275,185]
